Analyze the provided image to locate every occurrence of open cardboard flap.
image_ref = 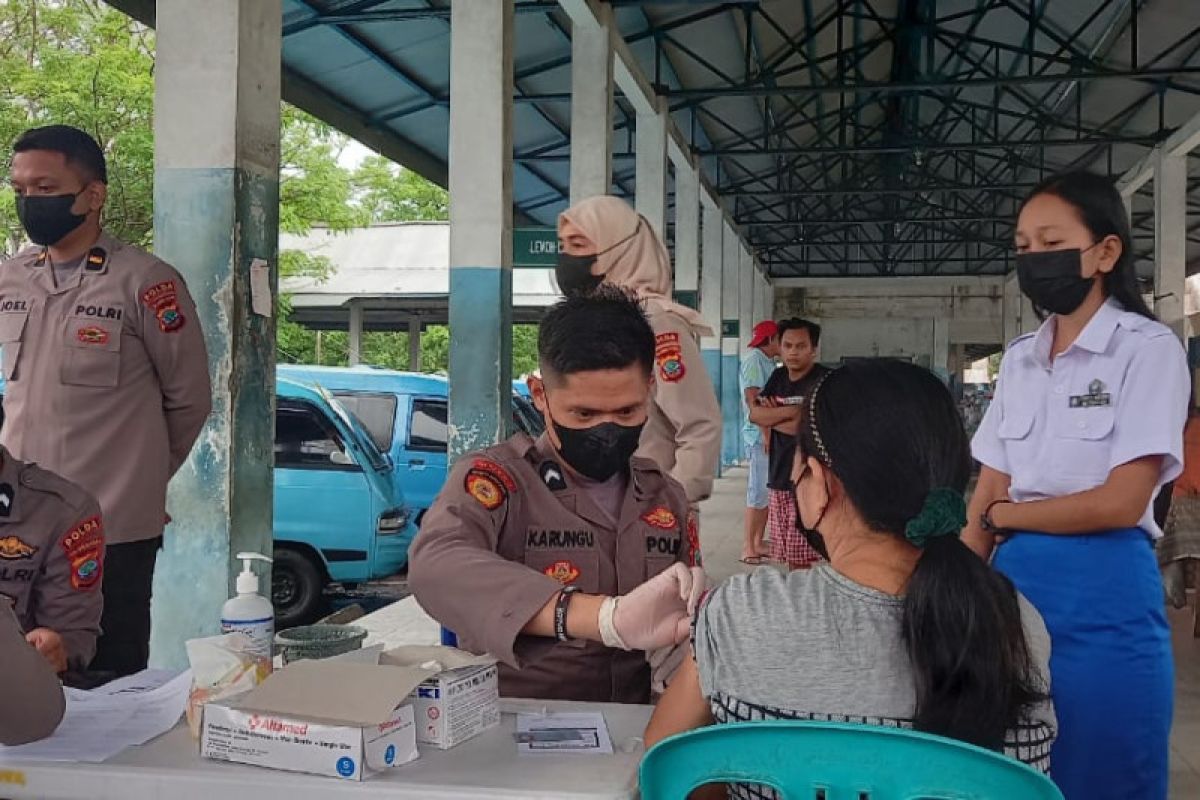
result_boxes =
[380,645,498,671]
[234,659,437,727]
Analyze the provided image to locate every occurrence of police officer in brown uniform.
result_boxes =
[0,126,211,676]
[409,289,706,704]
[0,445,104,674]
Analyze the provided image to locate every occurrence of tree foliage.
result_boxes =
[0,0,535,376]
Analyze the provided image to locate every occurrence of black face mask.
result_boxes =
[1015,248,1096,315]
[554,217,644,297]
[554,253,604,297]
[15,192,88,246]
[792,474,830,560]
[552,420,644,482]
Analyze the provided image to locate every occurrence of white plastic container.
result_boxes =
[220,551,274,678]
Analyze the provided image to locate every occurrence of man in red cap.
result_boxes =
[738,320,780,563]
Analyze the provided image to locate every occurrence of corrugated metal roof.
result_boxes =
[106,0,1200,279]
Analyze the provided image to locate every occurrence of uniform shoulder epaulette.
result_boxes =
[1008,330,1037,347]
[18,464,91,511]
[1117,312,1174,340]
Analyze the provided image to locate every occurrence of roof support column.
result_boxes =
[673,163,700,309]
[739,246,754,382]
[1003,273,1021,347]
[700,198,724,441]
[720,221,742,467]
[447,0,514,460]
[931,316,950,382]
[408,318,422,372]
[568,5,613,204]
[348,300,364,366]
[150,0,281,666]
[1155,152,1188,341]
[635,98,668,240]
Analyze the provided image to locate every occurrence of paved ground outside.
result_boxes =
[354,464,1200,796]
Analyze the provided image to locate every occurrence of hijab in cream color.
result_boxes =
[559,195,713,335]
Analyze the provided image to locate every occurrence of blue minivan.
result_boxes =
[273,378,416,626]
[278,365,544,519]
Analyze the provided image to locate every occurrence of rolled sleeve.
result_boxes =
[407,459,561,669]
[1109,333,1190,483]
[971,390,1008,475]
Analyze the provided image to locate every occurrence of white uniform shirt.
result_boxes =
[972,299,1188,538]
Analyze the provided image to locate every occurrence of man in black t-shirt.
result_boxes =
[748,318,830,568]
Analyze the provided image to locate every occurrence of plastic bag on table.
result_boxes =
[184,632,262,738]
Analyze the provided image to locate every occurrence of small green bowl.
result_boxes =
[275,624,368,664]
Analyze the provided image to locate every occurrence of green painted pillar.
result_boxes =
[150,0,281,667]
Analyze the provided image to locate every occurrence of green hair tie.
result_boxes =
[904,488,967,549]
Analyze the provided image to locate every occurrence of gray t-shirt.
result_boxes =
[694,565,1057,793]
[50,255,84,289]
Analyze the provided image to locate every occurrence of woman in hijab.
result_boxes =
[557,196,722,528]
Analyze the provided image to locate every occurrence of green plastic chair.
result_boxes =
[639,721,1064,800]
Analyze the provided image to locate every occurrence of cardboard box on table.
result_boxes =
[199,645,499,780]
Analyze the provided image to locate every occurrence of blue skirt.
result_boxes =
[993,528,1173,800]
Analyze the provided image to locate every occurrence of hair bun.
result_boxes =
[904,488,967,549]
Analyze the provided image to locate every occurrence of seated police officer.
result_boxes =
[409,287,705,704]
[0,445,104,674]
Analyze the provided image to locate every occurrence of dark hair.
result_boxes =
[538,285,655,381]
[12,125,108,184]
[777,317,821,347]
[1020,170,1154,320]
[798,359,1045,751]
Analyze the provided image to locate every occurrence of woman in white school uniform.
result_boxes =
[965,171,1188,800]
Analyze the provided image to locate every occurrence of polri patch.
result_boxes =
[655,332,686,383]
[539,461,567,491]
[543,560,580,585]
[142,280,186,333]
[466,472,505,510]
[76,325,109,346]
[0,536,36,560]
[60,516,103,591]
[642,506,677,530]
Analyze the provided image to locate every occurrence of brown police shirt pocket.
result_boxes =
[0,311,29,381]
[60,316,123,388]
[645,554,676,583]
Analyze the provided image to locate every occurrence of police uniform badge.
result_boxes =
[543,560,580,585]
[641,506,677,530]
[141,280,187,333]
[84,247,107,272]
[0,536,36,560]
[1069,379,1112,408]
[0,483,12,518]
[60,516,103,591]
[655,332,686,383]
[465,458,517,510]
[539,461,567,492]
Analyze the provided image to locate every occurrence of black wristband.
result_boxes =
[554,587,580,642]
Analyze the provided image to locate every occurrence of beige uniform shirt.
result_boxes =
[0,446,104,669]
[0,603,65,745]
[639,304,722,505]
[408,433,698,704]
[0,233,212,543]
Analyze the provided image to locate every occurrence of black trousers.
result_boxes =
[89,536,162,677]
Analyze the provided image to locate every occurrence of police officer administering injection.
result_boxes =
[0,126,212,676]
[0,444,104,675]
[409,288,706,704]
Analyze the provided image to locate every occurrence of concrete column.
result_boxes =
[1155,152,1188,341]
[448,0,514,460]
[720,223,742,467]
[931,316,950,382]
[700,199,723,402]
[1002,272,1021,347]
[408,317,422,372]
[151,0,281,667]
[348,300,364,366]
[673,165,700,309]
[568,5,613,204]
[635,98,668,240]
[739,248,754,371]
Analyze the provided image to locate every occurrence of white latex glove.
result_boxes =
[606,563,708,652]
